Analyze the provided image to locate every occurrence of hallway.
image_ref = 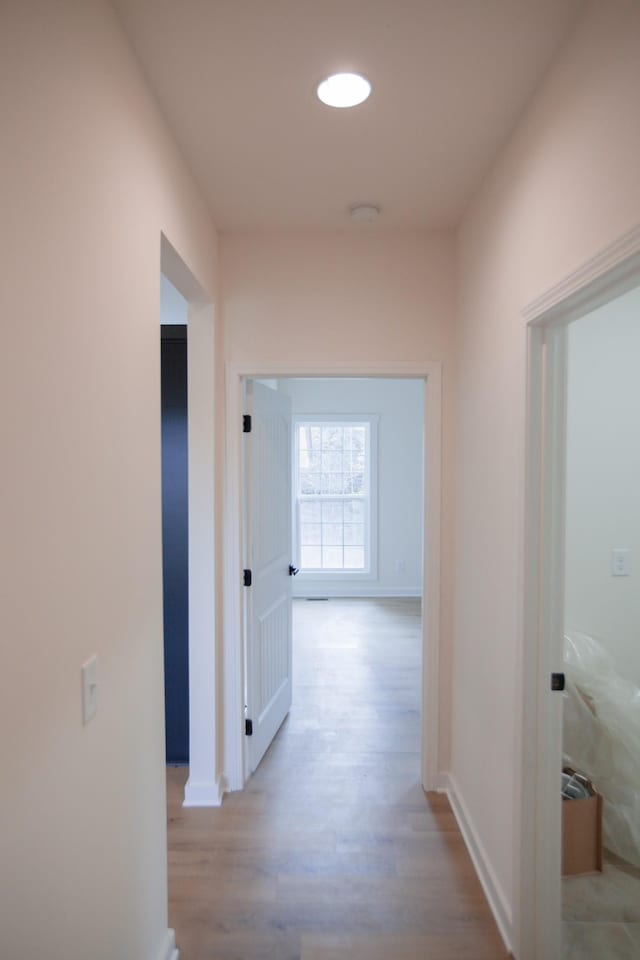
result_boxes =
[166,599,508,959]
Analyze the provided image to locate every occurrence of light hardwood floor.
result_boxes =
[167,598,508,959]
[563,851,640,958]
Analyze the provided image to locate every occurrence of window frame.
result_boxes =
[292,414,378,580]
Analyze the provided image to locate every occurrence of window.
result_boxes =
[294,417,377,576]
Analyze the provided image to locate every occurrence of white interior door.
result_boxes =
[245,380,294,773]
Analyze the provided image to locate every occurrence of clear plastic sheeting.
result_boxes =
[563,631,640,868]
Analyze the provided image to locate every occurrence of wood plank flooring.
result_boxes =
[167,598,508,959]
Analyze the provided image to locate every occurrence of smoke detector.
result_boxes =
[350,204,380,223]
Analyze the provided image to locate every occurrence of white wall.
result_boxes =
[0,2,217,958]
[454,0,640,950]
[160,273,188,325]
[221,229,456,766]
[278,378,423,597]
[565,285,640,687]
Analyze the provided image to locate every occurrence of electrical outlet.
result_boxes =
[611,549,631,577]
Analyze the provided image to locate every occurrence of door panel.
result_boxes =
[246,381,293,772]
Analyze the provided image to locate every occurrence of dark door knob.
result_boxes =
[289,564,299,576]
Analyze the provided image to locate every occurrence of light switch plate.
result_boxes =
[81,655,98,724]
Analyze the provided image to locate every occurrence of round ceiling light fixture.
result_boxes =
[316,72,371,108]
[350,203,380,223]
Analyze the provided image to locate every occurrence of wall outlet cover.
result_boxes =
[611,548,631,577]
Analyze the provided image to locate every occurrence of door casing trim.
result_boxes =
[517,223,640,960]
[222,360,443,794]
[160,234,221,807]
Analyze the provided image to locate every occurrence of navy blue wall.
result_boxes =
[161,325,189,763]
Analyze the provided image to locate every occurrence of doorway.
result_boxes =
[520,226,640,960]
[561,285,640,957]
[242,377,425,779]
[223,361,443,795]
[159,235,219,807]
[160,279,189,763]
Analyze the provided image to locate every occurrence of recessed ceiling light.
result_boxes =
[317,72,371,109]
[350,204,380,223]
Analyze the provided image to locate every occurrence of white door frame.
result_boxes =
[517,225,640,960]
[222,360,443,793]
[160,234,221,807]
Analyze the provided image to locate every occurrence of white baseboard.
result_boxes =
[293,589,422,599]
[443,773,513,955]
[183,776,222,807]
[156,929,179,960]
[430,770,450,792]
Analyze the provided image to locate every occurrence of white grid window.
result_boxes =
[294,419,376,574]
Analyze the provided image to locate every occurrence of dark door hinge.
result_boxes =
[243,414,252,433]
[550,672,565,691]
[245,718,253,736]
[243,569,252,587]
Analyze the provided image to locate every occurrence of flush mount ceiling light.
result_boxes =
[316,72,371,108]
[350,204,380,223]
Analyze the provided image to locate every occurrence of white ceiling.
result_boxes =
[113,0,584,232]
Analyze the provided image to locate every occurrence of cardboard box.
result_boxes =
[562,769,603,877]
